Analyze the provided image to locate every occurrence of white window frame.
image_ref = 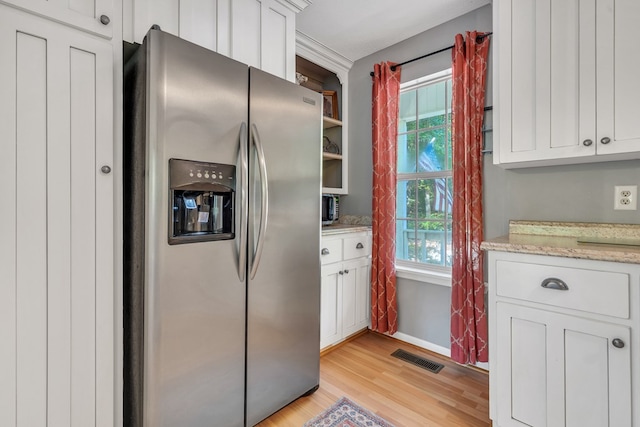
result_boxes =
[396,69,453,287]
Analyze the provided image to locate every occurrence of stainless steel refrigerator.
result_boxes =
[124,29,321,427]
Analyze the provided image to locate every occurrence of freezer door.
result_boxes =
[246,67,322,426]
[140,30,248,427]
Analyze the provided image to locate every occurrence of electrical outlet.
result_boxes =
[614,185,637,210]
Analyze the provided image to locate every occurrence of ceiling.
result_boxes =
[296,0,491,62]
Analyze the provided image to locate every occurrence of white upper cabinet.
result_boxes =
[125,0,305,81]
[1,0,115,38]
[494,0,640,167]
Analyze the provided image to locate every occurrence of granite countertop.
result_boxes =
[480,220,640,264]
[322,215,372,236]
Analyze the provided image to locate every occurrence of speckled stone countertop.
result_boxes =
[322,215,372,236]
[480,220,640,264]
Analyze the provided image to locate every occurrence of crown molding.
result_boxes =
[274,0,312,13]
[296,30,353,79]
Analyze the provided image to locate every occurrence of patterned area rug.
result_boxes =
[303,397,396,427]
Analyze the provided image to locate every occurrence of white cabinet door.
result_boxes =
[130,0,226,53]
[0,7,114,427]
[495,0,640,167]
[231,0,295,80]
[2,0,114,38]
[596,0,640,156]
[496,303,632,427]
[129,0,296,80]
[320,262,342,349]
[496,0,596,165]
[341,257,370,337]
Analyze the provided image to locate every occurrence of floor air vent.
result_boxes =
[391,349,444,374]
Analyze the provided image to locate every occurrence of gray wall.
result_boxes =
[344,4,640,350]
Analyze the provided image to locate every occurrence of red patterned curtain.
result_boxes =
[450,32,491,364]
[371,62,401,334]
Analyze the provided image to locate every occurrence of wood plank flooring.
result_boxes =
[256,331,490,426]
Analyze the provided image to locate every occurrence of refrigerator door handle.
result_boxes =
[250,123,269,279]
[238,122,249,282]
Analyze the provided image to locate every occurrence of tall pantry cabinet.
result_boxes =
[0,2,118,427]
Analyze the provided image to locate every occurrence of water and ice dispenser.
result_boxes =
[169,158,235,244]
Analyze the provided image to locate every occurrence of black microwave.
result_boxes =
[322,194,339,225]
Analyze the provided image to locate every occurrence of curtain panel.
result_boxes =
[370,62,401,334]
[450,32,491,364]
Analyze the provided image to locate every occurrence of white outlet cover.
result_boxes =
[614,185,637,210]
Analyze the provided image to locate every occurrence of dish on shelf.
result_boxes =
[323,136,340,154]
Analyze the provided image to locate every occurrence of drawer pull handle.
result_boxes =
[356,242,364,249]
[540,278,569,291]
[612,338,625,349]
[344,269,349,274]
[339,270,344,275]
[321,248,330,255]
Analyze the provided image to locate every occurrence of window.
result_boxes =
[396,70,453,274]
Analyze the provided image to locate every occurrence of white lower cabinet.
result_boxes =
[487,251,640,427]
[320,230,372,350]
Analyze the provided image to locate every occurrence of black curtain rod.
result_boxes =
[369,32,492,77]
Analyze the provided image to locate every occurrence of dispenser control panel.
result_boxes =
[168,158,236,245]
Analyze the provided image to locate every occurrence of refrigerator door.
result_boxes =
[246,67,322,426]
[142,31,248,427]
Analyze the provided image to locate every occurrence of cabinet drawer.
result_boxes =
[496,260,630,319]
[343,235,372,260]
[320,239,342,265]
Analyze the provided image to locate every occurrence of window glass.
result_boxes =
[396,71,453,270]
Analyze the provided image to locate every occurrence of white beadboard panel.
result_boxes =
[70,46,98,426]
[597,0,640,155]
[261,0,294,80]
[564,330,609,427]
[612,0,640,143]
[47,39,73,427]
[133,0,178,42]
[577,0,596,152]
[0,0,113,38]
[510,318,547,426]
[93,27,114,427]
[68,0,94,16]
[550,0,579,149]
[231,0,261,68]
[0,11,18,427]
[261,4,286,77]
[179,0,218,51]
[216,0,231,56]
[509,0,537,153]
[16,30,49,427]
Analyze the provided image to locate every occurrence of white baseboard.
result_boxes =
[391,331,489,371]
[391,332,451,358]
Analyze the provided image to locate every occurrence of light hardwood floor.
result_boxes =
[256,331,490,426]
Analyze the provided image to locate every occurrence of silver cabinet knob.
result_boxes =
[601,137,611,145]
[100,15,110,25]
[101,165,112,174]
[356,242,364,249]
[583,139,593,147]
[612,338,625,348]
[344,269,349,274]
[338,271,344,275]
[321,248,329,255]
